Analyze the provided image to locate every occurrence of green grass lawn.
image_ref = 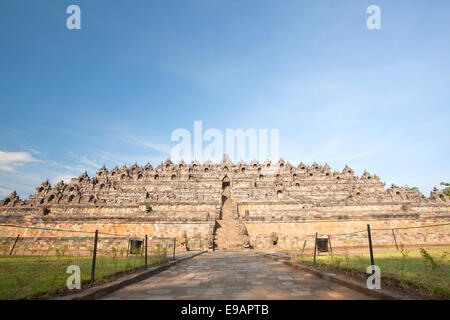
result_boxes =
[297,248,450,298]
[0,253,166,300]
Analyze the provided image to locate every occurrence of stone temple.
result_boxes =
[1,155,449,250]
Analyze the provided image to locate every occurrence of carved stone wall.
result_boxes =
[1,155,449,250]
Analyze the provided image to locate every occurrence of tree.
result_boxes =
[403,185,420,192]
[441,182,450,197]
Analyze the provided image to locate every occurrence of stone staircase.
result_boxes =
[214,197,243,251]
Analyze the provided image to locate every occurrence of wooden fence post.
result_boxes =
[313,232,318,266]
[392,229,399,251]
[367,225,375,267]
[328,235,333,255]
[301,240,306,257]
[9,234,20,256]
[90,230,99,285]
[173,238,176,260]
[145,235,148,269]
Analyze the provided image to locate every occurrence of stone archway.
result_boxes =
[277,190,283,200]
[221,176,230,208]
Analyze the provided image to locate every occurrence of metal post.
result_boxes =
[328,235,333,255]
[173,238,176,260]
[392,229,399,251]
[301,240,306,257]
[145,235,148,269]
[367,224,375,267]
[313,232,318,266]
[90,230,99,285]
[9,234,20,256]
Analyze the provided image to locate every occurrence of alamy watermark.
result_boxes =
[366,265,381,289]
[65,5,380,31]
[170,121,280,165]
[66,265,81,290]
[367,5,381,30]
[66,5,81,30]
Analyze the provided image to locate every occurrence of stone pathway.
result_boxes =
[101,252,373,300]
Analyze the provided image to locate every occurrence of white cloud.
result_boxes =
[78,157,101,170]
[0,150,39,172]
[96,151,166,167]
[117,132,172,154]
[52,174,75,185]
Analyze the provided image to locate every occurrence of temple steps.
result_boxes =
[214,196,244,251]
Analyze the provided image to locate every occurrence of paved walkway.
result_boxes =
[101,252,373,300]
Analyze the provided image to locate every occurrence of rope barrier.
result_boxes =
[372,222,450,232]
[324,222,450,237]
[1,222,448,244]
[0,224,176,242]
[0,224,94,234]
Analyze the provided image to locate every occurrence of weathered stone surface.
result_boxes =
[100,252,374,300]
[1,155,449,250]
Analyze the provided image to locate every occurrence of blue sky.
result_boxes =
[0,0,449,198]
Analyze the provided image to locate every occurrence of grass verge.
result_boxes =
[297,248,449,298]
[0,251,166,300]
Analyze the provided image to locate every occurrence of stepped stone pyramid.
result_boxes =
[1,155,449,251]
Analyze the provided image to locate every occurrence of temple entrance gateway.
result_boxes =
[221,176,231,211]
[214,176,243,250]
